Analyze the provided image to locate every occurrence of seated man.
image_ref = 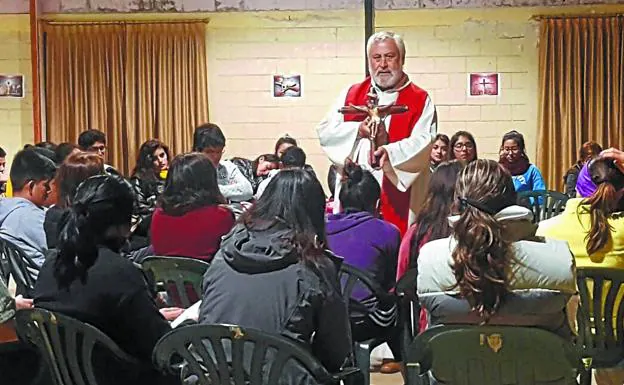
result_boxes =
[78,129,119,175]
[0,149,56,269]
[193,123,253,203]
[255,146,307,199]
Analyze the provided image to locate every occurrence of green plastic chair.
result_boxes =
[15,308,140,385]
[576,268,624,385]
[141,256,210,308]
[405,325,580,385]
[338,264,398,385]
[517,190,569,223]
[152,323,359,385]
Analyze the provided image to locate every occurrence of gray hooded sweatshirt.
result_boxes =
[0,197,47,269]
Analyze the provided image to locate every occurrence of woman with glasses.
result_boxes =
[449,131,478,162]
[498,130,546,193]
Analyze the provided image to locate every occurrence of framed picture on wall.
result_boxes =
[273,75,302,98]
[468,73,500,97]
[0,74,24,98]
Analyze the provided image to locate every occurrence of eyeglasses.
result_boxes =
[454,142,474,150]
[502,147,520,154]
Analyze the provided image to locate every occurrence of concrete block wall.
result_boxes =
[0,15,34,166]
[206,8,540,186]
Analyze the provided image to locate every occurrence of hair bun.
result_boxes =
[342,160,363,184]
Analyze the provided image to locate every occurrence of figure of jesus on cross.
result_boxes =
[338,88,409,168]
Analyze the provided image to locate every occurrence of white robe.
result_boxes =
[316,78,437,225]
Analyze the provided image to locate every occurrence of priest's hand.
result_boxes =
[374,146,389,169]
[358,117,372,139]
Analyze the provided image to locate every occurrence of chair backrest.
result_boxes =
[14,308,139,385]
[152,324,334,385]
[141,256,210,308]
[395,268,421,350]
[337,263,396,320]
[406,325,579,385]
[517,189,569,223]
[576,267,624,367]
[0,237,39,297]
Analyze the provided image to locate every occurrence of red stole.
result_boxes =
[343,77,429,236]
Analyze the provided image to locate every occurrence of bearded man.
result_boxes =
[317,31,437,235]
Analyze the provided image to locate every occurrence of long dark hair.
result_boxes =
[449,131,478,161]
[55,152,104,209]
[339,161,380,213]
[131,139,170,181]
[274,135,297,155]
[581,158,624,255]
[242,169,327,264]
[55,175,134,287]
[409,160,464,268]
[451,160,517,322]
[158,153,226,216]
[500,130,529,162]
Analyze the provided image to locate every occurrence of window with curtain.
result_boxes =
[537,16,624,190]
[43,22,209,175]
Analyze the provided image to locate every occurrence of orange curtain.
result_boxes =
[43,22,209,174]
[537,16,624,189]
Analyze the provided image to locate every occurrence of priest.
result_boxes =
[317,31,437,236]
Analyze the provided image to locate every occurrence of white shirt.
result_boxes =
[217,160,253,202]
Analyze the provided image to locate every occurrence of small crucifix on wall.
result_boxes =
[469,73,500,96]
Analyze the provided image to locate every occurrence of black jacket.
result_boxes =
[34,246,173,385]
[130,175,164,237]
[199,224,353,378]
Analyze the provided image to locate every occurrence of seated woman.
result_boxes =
[326,162,401,372]
[417,160,576,339]
[538,156,624,268]
[230,153,280,194]
[429,134,450,172]
[449,131,478,163]
[151,152,235,261]
[498,130,545,193]
[130,139,170,237]
[33,175,173,385]
[563,141,602,198]
[397,160,464,280]
[199,169,353,381]
[44,151,104,249]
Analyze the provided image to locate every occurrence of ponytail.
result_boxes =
[451,206,511,323]
[583,182,618,255]
[54,205,98,287]
[582,157,624,256]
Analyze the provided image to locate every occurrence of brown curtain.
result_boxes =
[43,22,209,174]
[537,16,624,190]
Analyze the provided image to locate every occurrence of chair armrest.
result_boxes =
[330,367,360,381]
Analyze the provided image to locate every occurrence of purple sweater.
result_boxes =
[326,211,400,295]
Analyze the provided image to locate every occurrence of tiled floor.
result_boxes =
[371,372,404,385]
[369,372,604,385]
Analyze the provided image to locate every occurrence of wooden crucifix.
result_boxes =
[338,88,409,168]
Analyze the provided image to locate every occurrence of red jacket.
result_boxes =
[150,205,235,261]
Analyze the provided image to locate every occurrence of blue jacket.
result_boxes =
[512,164,546,193]
[0,197,47,268]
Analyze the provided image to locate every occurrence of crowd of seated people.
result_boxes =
[0,121,624,385]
